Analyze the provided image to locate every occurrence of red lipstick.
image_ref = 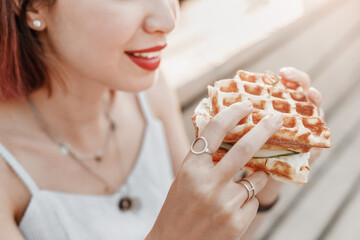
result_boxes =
[125,44,167,71]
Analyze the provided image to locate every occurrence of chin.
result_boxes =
[111,71,158,92]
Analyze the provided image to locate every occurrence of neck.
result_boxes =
[27,75,114,152]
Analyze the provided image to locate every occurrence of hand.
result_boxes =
[279,67,323,165]
[279,67,322,108]
[255,67,324,206]
[147,102,283,240]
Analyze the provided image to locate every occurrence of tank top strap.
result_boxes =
[137,92,156,123]
[0,142,39,195]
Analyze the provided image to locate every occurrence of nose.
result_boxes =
[143,0,178,34]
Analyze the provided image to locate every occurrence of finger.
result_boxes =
[221,170,268,207]
[239,198,259,224]
[233,198,259,239]
[307,87,322,108]
[216,113,282,176]
[279,67,311,90]
[235,171,269,205]
[233,169,247,183]
[191,101,253,161]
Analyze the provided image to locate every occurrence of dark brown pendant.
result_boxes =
[119,197,132,211]
[94,154,102,162]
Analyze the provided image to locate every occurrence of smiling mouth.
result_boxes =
[125,44,166,71]
[124,44,167,71]
[125,51,160,59]
[125,51,162,71]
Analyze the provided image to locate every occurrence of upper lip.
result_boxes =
[125,44,167,54]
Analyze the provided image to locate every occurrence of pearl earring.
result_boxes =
[33,20,42,28]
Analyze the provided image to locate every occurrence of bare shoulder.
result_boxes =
[0,102,32,232]
[0,102,35,208]
[146,73,189,173]
[0,155,29,238]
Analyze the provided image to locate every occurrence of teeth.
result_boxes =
[132,51,160,59]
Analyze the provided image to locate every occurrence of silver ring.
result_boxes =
[238,179,256,203]
[191,136,214,155]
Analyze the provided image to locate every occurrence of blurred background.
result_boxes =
[163,0,360,239]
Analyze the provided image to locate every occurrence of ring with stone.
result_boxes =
[190,136,214,155]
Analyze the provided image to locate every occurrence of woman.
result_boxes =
[0,0,323,239]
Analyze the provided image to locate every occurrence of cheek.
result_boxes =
[45,1,146,87]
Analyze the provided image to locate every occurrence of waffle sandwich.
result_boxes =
[192,70,331,184]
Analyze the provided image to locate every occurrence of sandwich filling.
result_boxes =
[218,142,311,184]
[220,143,300,158]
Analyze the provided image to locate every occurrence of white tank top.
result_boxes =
[0,92,175,239]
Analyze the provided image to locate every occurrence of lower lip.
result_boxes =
[126,54,161,71]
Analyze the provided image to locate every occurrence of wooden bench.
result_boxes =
[165,0,360,239]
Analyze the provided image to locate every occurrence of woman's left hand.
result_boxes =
[279,67,322,108]
[255,67,324,206]
[279,67,323,164]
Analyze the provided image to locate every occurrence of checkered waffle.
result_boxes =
[193,70,331,153]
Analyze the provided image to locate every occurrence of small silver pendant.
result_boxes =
[60,144,69,155]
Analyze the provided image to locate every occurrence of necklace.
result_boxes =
[26,97,114,162]
[26,95,139,211]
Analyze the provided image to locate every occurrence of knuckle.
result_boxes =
[187,180,215,203]
[191,185,208,200]
[195,190,220,213]
[212,202,234,223]
[236,143,253,157]
[220,203,234,218]
[228,214,245,234]
[208,117,227,133]
[178,165,195,182]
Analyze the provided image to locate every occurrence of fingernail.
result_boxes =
[265,112,283,124]
[244,100,253,109]
[273,112,283,123]
[234,101,252,109]
[233,101,252,108]
[281,67,295,79]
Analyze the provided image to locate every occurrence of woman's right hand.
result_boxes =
[147,101,283,240]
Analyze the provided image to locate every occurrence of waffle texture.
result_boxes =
[192,70,331,184]
[194,70,331,152]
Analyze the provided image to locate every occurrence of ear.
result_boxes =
[25,1,50,31]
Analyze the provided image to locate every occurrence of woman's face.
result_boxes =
[41,0,179,92]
